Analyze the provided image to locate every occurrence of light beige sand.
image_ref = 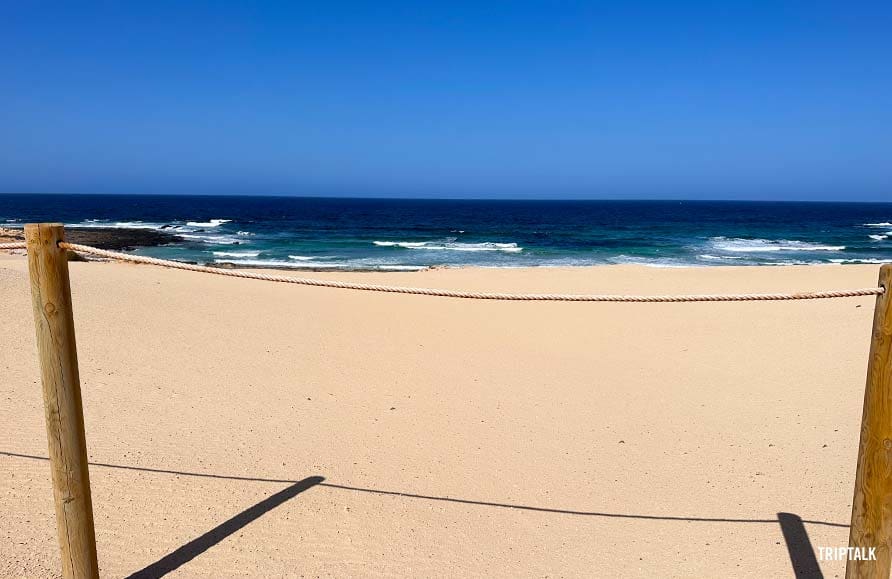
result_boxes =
[0,254,882,577]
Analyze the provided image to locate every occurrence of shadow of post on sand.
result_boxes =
[126,476,324,579]
[777,512,824,579]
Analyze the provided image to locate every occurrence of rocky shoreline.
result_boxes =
[0,227,430,272]
[0,226,182,251]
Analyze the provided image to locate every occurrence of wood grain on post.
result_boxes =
[848,264,892,579]
[25,223,99,579]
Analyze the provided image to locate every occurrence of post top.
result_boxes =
[24,222,64,230]
[24,223,66,246]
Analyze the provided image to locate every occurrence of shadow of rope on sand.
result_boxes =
[0,450,847,527]
[1,450,838,578]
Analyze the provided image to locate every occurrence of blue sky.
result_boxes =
[1,2,890,200]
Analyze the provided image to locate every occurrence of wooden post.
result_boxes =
[25,223,99,579]
[848,264,892,579]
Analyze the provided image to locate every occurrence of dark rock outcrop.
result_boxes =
[0,226,181,251]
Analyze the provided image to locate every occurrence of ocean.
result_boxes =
[2,194,891,270]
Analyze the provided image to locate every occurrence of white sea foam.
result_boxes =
[214,258,346,269]
[212,250,260,258]
[710,237,845,252]
[607,255,693,268]
[65,220,203,235]
[373,241,424,248]
[237,231,254,236]
[213,258,426,271]
[864,222,892,227]
[56,219,244,245]
[165,225,200,233]
[180,234,241,245]
[186,219,231,227]
[288,255,342,261]
[68,220,166,230]
[698,254,744,261]
[761,260,812,266]
[373,240,522,252]
[118,221,164,229]
[869,234,888,241]
[828,258,890,264]
[374,265,428,271]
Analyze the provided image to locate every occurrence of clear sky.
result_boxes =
[2,2,890,200]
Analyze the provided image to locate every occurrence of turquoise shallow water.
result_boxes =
[2,194,892,270]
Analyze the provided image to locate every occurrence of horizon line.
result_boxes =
[1,192,891,204]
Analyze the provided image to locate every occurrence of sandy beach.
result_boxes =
[0,253,882,577]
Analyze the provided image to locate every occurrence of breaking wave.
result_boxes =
[213,258,425,272]
[212,250,260,258]
[373,240,522,252]
[186,219,231,227]
[710,237,845,252]
[828,258,891,264]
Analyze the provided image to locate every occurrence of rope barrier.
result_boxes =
[39,241,881,302]
[0,242,26,250]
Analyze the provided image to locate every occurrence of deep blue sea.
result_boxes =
[2,194,892,270]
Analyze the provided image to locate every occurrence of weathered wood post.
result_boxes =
[848,264,892,579]
[25,223,99,579]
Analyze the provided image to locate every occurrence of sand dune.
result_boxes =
[0,254,882,577]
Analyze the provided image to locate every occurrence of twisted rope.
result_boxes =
[43,242,883,302]
[0,242,26,250]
